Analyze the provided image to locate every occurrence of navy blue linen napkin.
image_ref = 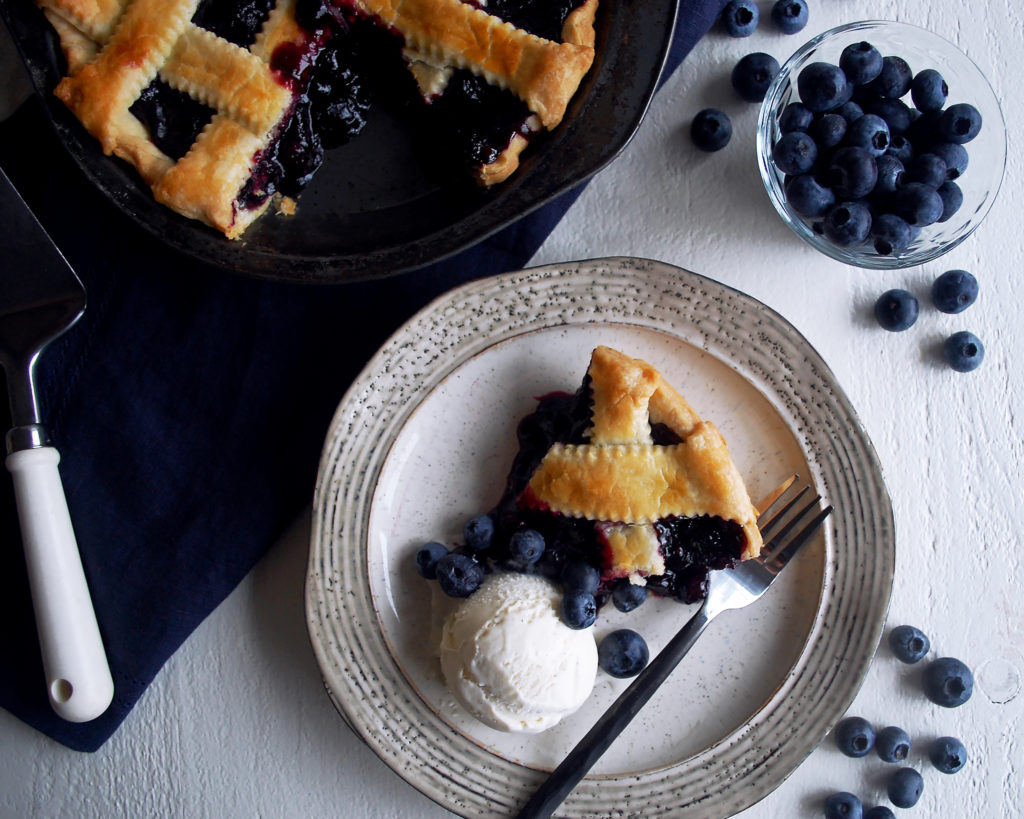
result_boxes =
[0,0,724,753]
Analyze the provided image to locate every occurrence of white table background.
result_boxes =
[2,0,1022,815]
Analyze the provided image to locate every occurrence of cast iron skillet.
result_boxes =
[1,0,679,284]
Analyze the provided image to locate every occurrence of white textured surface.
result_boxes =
[2,0,1022,816]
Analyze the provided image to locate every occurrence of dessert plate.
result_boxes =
[0,0,677,283]
[307,257,895,817]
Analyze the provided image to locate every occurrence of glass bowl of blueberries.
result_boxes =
[757,20,1006,269]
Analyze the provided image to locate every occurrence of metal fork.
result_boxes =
[515,478,834,819]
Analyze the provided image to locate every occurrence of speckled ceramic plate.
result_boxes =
[306,257,895,817]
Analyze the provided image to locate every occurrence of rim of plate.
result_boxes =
[305,256,895,817]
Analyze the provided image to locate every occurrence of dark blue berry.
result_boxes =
[863,98,915,134]
[870,213,912,256]
[732,52,780,102]
[691,108,732,152]
[772,131,818,174]
[932,269,978,314]
[886,134,914,164]
[836,101,864,123]
[911,68,948,112]
[938,103,983,144]
[561,561,600,594]
[827,146,877,198]
[770,0,807,34]
[864,55,913,99]
[810,113,847,148]
[798,62,849,112]
[833,716,875,757]
[435,553,485,597]
[943,332,985,373]
[891,181,943,226]
[415,541,449,579]
[930,142,968,179]
[864,808,895,819]
[845,113,890,156]
[906,153,947,187]
[720,0,758,37]
[876,726,912,763]
[611,579,647,612]
[785,173,835,217]
[509,529,545,565]
[929,736,968,774]
[888,624,930,663]
[887,768,923,808]
[936,180,963,221]
[598,629,649,678]
[463,514,494,551]
[562,589,598,629]
[824,792,863,819]
[824,201,872,247]
[874,289,919,331]
[923,656,975,705]
[873,154,905,194]
[779,102,814,133]
[839,41,883,86]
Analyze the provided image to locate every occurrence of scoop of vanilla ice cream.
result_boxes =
[440,572,597,733]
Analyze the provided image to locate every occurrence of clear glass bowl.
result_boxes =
[757,20,1006,269]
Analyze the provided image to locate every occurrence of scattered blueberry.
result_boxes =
[772,131,818,174]
[463,514,494,551]
[930,142,968,179]
[936,180,964,222]
[911,68,948,112]
[611,579,647,612]
[891,181,944,226]
[943,331,985,373]
[923,656,975,705]
[415,541,449,579]
[906,153,948,187]
[875,726,912,763]
[509,528,545,565]
[732,52,780,102]
[824,792,863,819]
[435,552,485,597]
[931,269,978,314]
[720,0,759,37]
[833,716,876,758]
[887,767,924,808]
[870,213,913,256]
[810,112,847,148]
[874,289,919,331]
[823,201,872,247]
[562,589,598,629]
[770,0,807,35]
[798,61,849,112]
[780,102,815,133]
[691,108,732,152]
[827,146,878,198]
[864,808,895,819]
[845,114,890,156]
[561,561,600,594]
[938,102,983,144]
[888,624,930,663]
[597,629,649,678]
[785,173,835,217]
[864,55,913,100]
[929,736,968,774]
[839,41,883,85]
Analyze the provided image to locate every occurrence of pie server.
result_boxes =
[0,167,113,722]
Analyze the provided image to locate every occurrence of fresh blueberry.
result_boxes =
[780,102,815,133]
[785,173,836,217]
[560,560,600,594]
[891,181,944,226]
[862,99,915,136]
[798,62,849,112]
[864,808,895,819]
[824,201,872,247]
[929,736,968,774]
[691,108,732,152]
[611,579,647,612]
[874,289,919,331]
[827,146,878,198]
[863,55,913,99]
[732,52,780,102]
[845,113,890,156]
[876,726,912,763]
[415,541,449,579]
[870,213,913,256]
[887,768,924,808]
[562,589,598,629]
[839,41,883,86]
[943,332,985,373]
[824,792,863,819]
[810,113,847,148]
[833,716,875,757]
[770,0,807,34]
[463,514,494,551]
[836,100,864,123]
[435,552,485,597]
[886,134,914,164]
[888,624,930,663]
[936,180,963,222]
[938,103,983,144]
[923,656,975,705]
[932,269,978,314]
[598,629,649,678]
[772,131,818,174]
[873,154,905,194]
[930,142,968,179]
[911,68,948,112]
[720,0,759,37]
[509,528,545,565]
[906,153,948,187]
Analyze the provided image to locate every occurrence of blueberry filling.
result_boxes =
[128,80,214,161]
[192,0,276,48]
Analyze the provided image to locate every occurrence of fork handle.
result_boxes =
[515,604,712,819]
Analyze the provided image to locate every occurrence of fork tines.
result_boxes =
[758,482,833,565]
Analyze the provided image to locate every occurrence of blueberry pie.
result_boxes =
[35,0,597,238]
[490,346,762,603]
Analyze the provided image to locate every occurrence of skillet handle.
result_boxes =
[7,446,114,722]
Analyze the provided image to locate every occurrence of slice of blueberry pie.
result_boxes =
[34,0,597,238]
[490,346,763,603]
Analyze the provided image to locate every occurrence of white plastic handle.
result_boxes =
[6,446,113,722]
